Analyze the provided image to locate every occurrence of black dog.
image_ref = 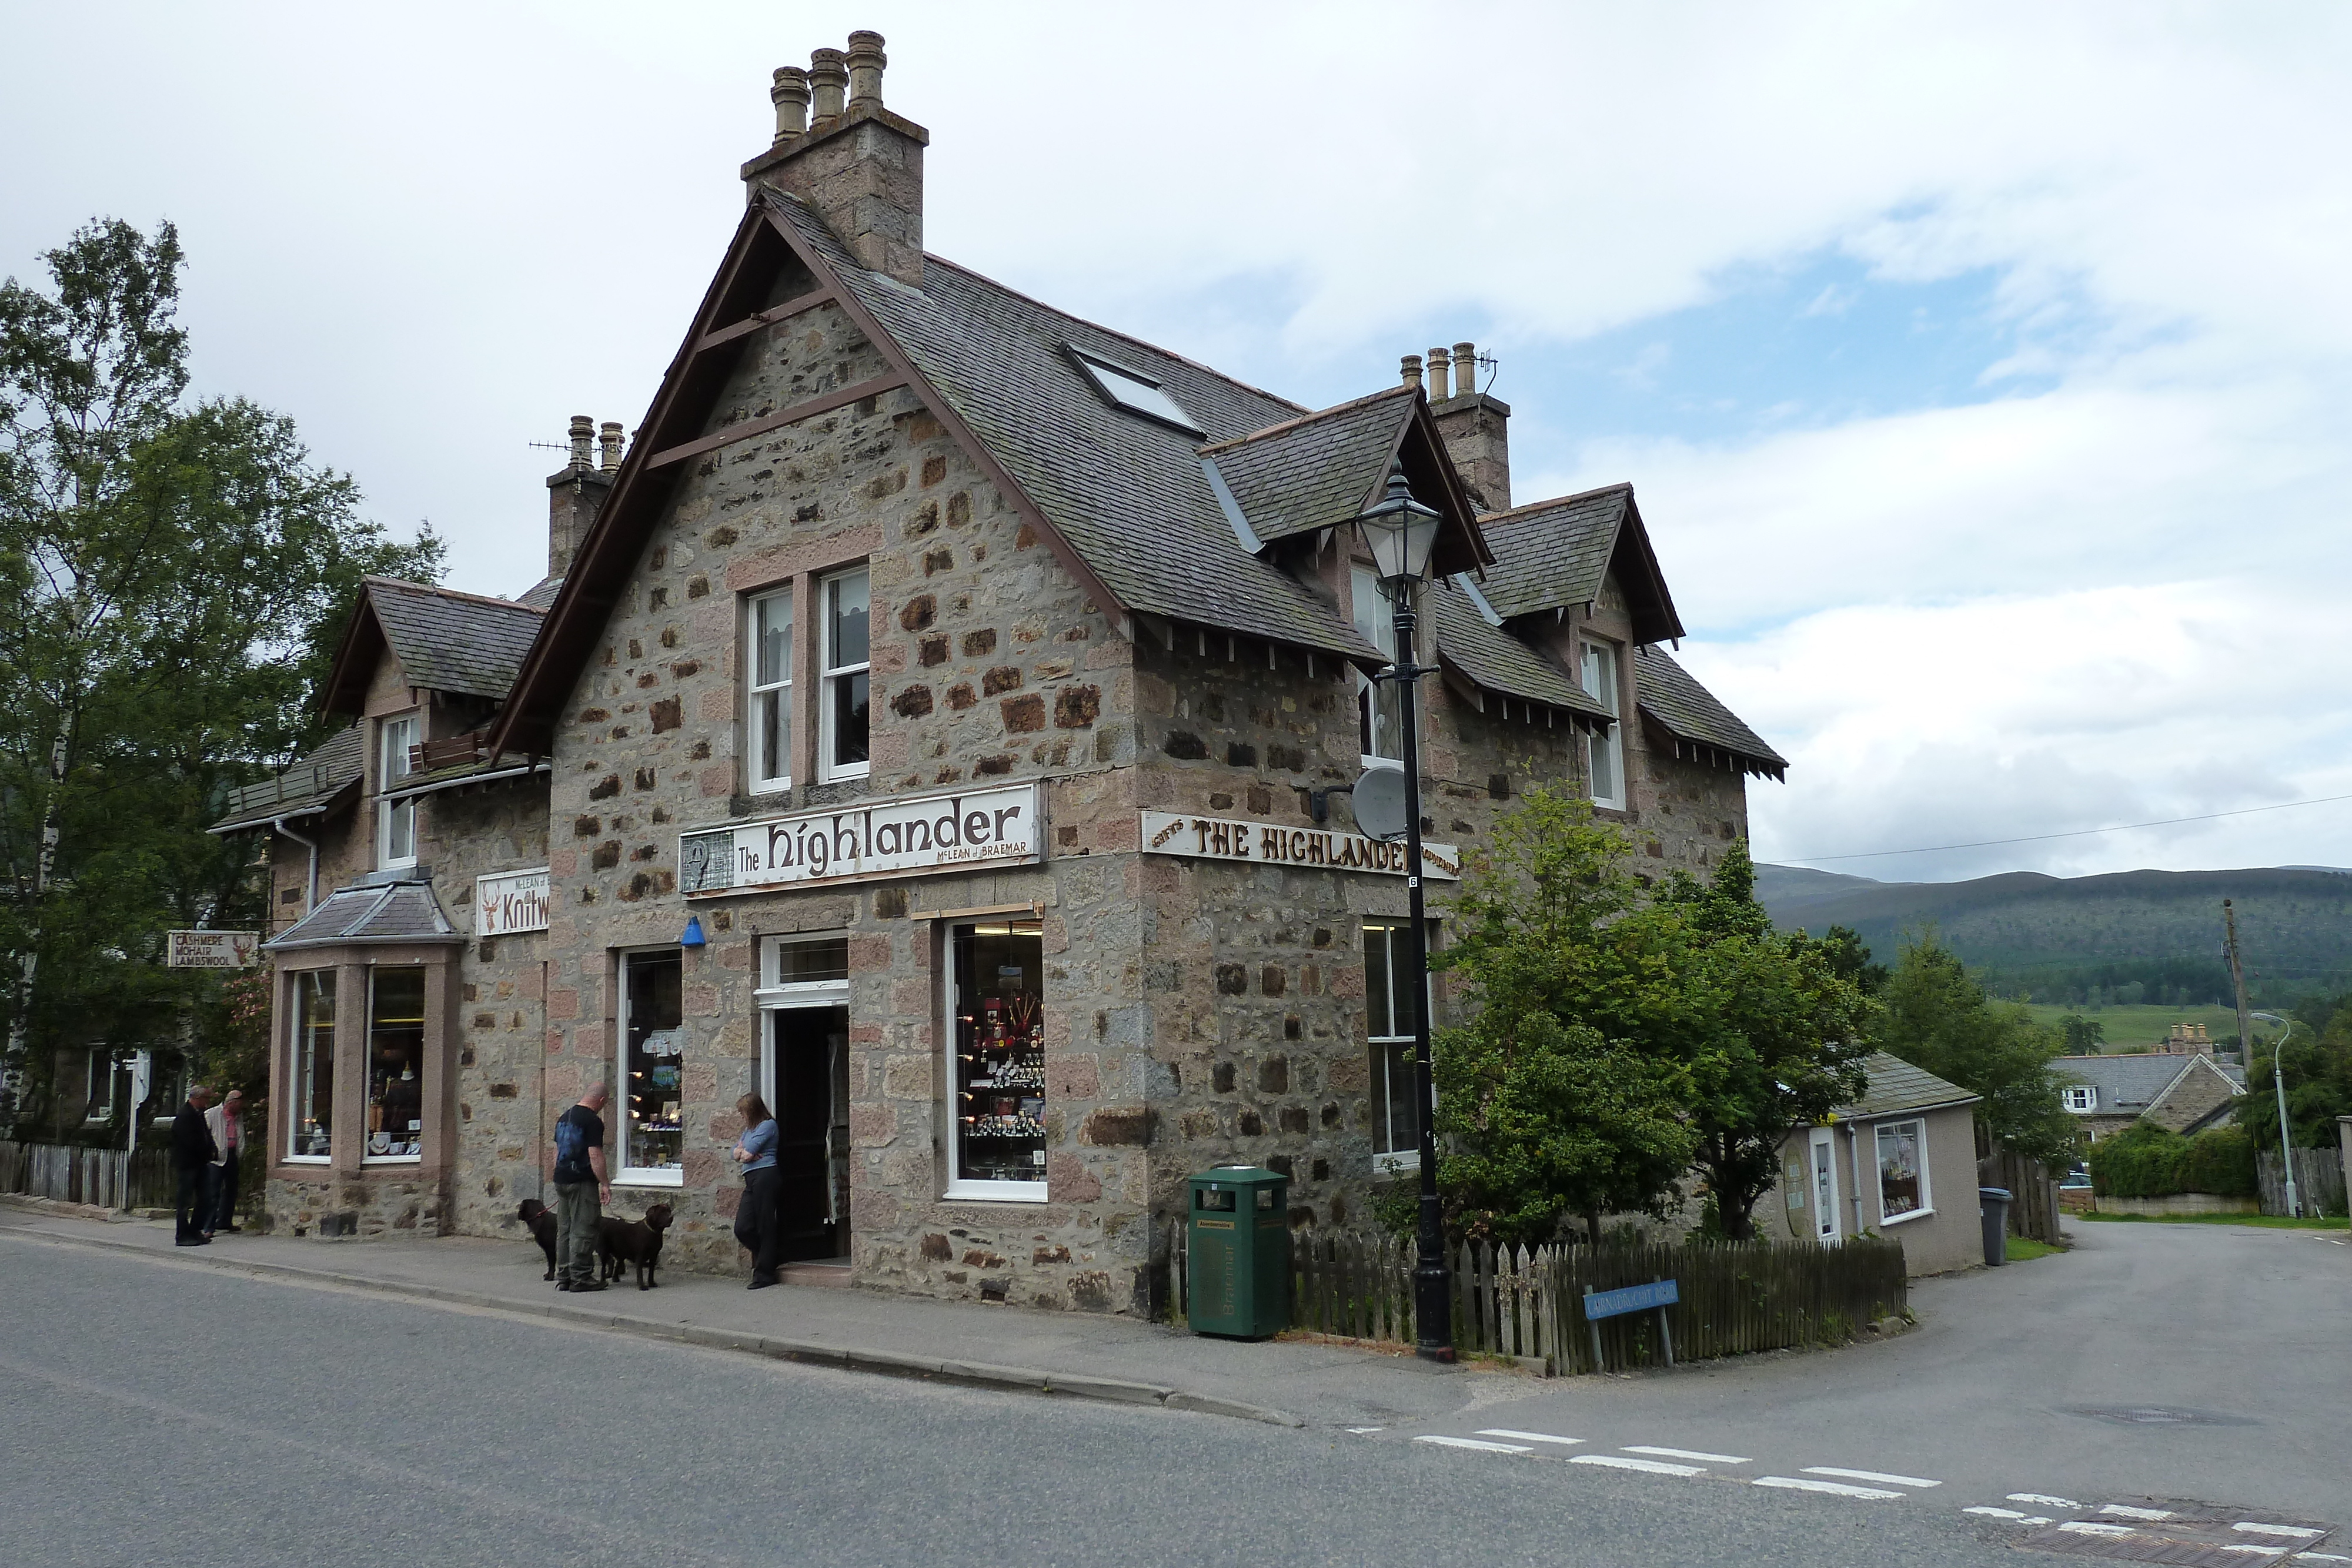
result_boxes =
[517,1198,559,1281]
[597,1203,673,1290]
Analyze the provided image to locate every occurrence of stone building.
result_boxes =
[2054,1052,2245,1144]
[216,31,1786,1312]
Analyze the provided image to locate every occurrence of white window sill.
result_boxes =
[750,778,791,795]
[1358,755,1405,772]
[616,1169,684,1188]
[1372,1150,1421,1174]
[1880,1206,1933,1227]
[944,1179,1047,1203]
[818,766,871,784]
[362,1155,423,1166]
[285,1154,332,1165]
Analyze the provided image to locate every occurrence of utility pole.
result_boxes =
[2222,900,2254,1065]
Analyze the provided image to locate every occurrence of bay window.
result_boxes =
[364,967,425,1162]
[749,587,794,793]
[288,971,336,1161]
[819,566,870,781]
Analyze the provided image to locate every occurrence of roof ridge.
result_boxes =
[1478,482,1634,526]
[1196,383,1418,456]
[912,251,1312,419]
[363,576,548,615]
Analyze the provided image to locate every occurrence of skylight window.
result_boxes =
[1070,349,1202,435]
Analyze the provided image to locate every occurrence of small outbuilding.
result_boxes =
[1764,1052,1983,1276]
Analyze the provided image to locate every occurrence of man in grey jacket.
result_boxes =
[203,1089,243,1236]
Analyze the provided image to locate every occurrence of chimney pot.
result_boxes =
[846,31,886,109]
[1454,341,1479,396]
[771,66,811,145]
[1426,346,1452,402]
[808,48,848,125]
[1399,353,1423,390]
[568,414,594,470]
[599,421,624,473]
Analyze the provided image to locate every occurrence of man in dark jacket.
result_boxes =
[171,1085,217,1245]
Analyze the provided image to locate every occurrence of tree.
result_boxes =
[1421,789,1696,1246]
[2059,1014,2105,1054]
[2241,994,2352,1152]
[1876,932,2079,1166]
[0,218,441,1129]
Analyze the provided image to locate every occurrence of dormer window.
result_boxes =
[1068,348,1201,436]
[2062,1086,2096,1113]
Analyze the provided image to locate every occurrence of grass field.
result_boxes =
[2016,1001,2260,1052]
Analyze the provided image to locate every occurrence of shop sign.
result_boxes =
[166,930,260,968]
[1138,812,1460,880]
[476,867,551,937]
[680,782,1044,896]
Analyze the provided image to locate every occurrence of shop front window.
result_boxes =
[1364,921,1423,1170]
[1875,1119,1929,1223]
[366,968,425,1162]
[289,971,336,1161]
[622,949,685,1185]
[946,919,1045,1199]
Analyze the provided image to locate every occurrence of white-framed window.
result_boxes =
[758,935,851,1258]
[748,587,794,793]
[1581,641,1623,810]
[1352,564,1405,768]
[377,711,419,867]
[2062,1086,2096,1113]
[818,566,870,781]
[1809,1127,1840,1243]
[619,947,685,1187]
[363,967,425,1164]
[1365,920,1434,1172]
[288,971,336,1162]
[1874,1118,1931,1224]
[944,917,1047,1202]
[81,1047,116,1124]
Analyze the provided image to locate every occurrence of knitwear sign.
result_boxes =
[1138,811,1459,881]
[680,782,1044,895]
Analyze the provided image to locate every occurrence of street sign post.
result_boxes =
[1583,1277,1681,1371]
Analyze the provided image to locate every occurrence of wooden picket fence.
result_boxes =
[1174,1226,1909,1373]
[1979,1148,2059,1243]
[0,1139,175,1209]
[2257,1148,2347,1218]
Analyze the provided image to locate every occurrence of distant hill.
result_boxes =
[1754,864,2352,1008]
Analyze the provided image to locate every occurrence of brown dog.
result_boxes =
[597,1203,673,1290]
[517,1198,559,1280]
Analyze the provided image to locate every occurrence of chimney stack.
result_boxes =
[547,414,615,581]
[1422,336,1512,513]
[740,31,929,287]
[1399,353,1423,389]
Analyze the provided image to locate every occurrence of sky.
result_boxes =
[4,2,2348,882]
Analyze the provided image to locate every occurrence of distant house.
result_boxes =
[2054,1053,2244,1143]
[1766,1052,1983,1276]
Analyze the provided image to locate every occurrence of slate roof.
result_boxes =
[517,575,564,610]
[1634,646,1789,778]
[1200,386,1416,545]
[1836,1052,1980,1120]
[208,723,365,834]
[263,870,460,951]
[2054,1054,2224,1114]
[363,579,547,701]
[1428,580,1611,723]
[1478,485,1628,617]
[769,194,1479,663]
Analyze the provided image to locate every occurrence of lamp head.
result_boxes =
[680,914,707,950]
[1354,462,1442,588]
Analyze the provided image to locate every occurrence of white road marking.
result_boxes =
[1804,1466,1940,1488]
[2011,1493,2081,1507]
[1414,1435,1533,1455]
[2236,1524,2326,1540]
[1475,1429,1583,1447]
[1624,1445,1750,1464]
[1571,1454,1706,1477]
[1965,1507,2033,1520]
[1345,1427,1384,1435]
[2060,1523,2137,1537]
[1753,1475,1904,1500]
[2102,1504,2176,1521]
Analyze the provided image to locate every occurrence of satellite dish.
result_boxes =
[1351,766,1409,841]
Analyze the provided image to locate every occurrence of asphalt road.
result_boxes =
[1,1231,2063,1568]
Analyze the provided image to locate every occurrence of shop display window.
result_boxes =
[365,968,426,1162]
[622,949,685,1185]
[946,919,1045,1199]
[289,971,336,1161]
[1875,1119,1929,1222]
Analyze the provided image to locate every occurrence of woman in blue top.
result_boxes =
[731,1092,782,1289]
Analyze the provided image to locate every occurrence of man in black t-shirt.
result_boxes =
[551,1084,611,1290]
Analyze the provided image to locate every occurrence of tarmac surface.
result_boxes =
[2,1205,2345,1566]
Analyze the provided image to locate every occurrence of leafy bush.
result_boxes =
[2089,1123,2256,1198]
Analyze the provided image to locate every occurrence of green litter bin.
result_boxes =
[1187,1165,1289,1339]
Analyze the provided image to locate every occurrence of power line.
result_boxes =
[1779,792,2352,864]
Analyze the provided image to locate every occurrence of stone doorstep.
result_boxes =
[1,1215,1304,1429]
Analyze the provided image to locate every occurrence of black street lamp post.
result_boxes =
[1354,462,1453,1363]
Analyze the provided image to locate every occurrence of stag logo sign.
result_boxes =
[476,868,550,936]
[166,931,261,968]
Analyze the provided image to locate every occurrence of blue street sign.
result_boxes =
[1583,1278,1680,1320]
